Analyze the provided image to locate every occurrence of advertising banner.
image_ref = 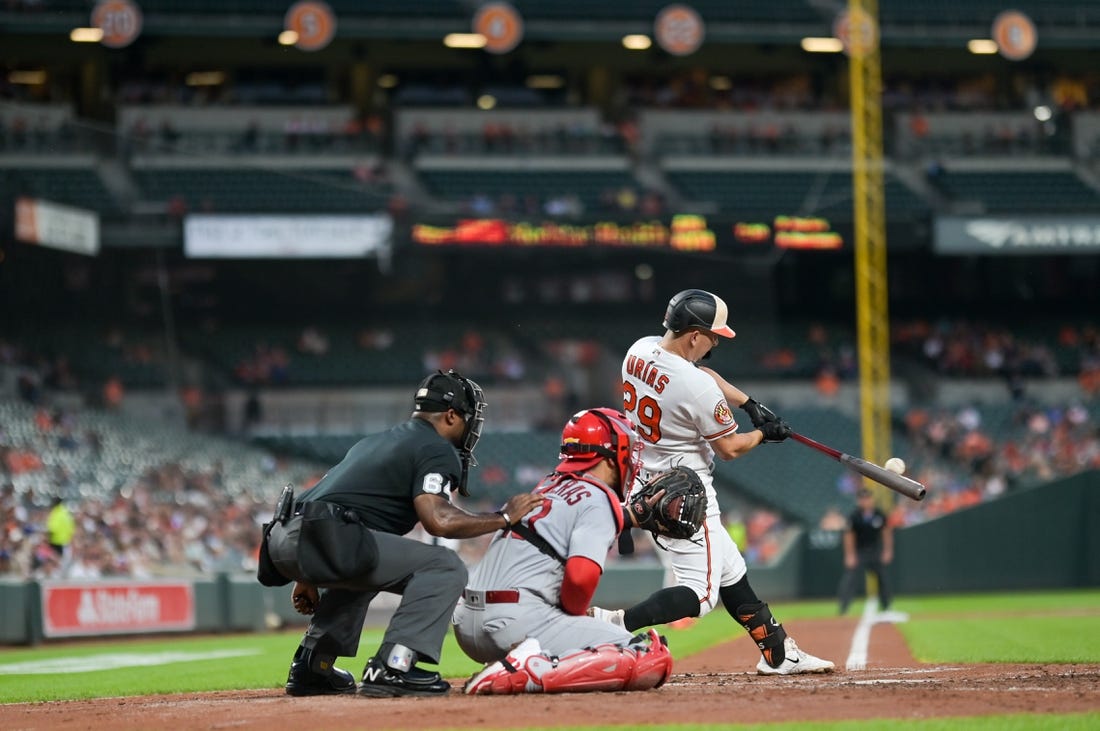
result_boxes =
[40,581,195,638]
[15,197,100,256]
[185,214,392,258]
[935,215,1100,255]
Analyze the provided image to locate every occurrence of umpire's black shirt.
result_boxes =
[300,418,462,535]
[847,507,888,551]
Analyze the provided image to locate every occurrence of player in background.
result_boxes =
[838,486,895,615]
[591,289,835,675]
[453,408,672,694]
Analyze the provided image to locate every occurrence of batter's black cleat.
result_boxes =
[357,656,451,698]
[285,650,357,696]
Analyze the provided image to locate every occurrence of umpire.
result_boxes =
[262,369,545,698]
[837,487,895,615]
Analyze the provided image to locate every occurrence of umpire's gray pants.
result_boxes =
[301,531,466,665]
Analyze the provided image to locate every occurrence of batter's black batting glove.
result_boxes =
[741,398,780,428]
[758,419,792,443]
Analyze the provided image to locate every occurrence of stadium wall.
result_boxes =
[798,471,1100,597]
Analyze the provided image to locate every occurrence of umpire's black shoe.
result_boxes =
[285,656,357,696]
[357,656,451,698]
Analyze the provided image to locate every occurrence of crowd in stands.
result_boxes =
[821,397,1100,532]
[0,393,324,580]
[123,112,387,157]
[0,463,276,580]
[458,185,667,219]
[402,119,630,160]
[892,319,1100,382]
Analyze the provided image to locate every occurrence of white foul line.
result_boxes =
[845,597,878,671]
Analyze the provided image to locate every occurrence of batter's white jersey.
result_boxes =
[621,335,748,613]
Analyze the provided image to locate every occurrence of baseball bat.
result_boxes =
[789,432,927,502]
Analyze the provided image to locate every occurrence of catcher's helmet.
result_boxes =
[556,408,641,498]
[663,289,735,338]
[414,369,487,464]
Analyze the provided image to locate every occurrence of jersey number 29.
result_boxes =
[622,382,662,442]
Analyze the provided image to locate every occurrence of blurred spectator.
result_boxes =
[242,389,263,434]
[46,496,75,574]
[102,375,125,410]
[297,326,329,356]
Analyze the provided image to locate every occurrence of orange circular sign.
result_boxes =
[473,2,524,54]
[833,8,877,58]
[993,10,1037,61]
[92,0,143,49]
[654,4,705,57]
[285,1,337,52]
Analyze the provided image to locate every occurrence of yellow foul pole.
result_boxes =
[847,0,892,482]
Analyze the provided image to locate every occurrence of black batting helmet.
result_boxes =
[663,289,735,338]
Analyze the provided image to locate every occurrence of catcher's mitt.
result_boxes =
[628,466,707,540]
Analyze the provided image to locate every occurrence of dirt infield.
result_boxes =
[5,618,1100,730]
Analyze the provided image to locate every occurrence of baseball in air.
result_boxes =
[884,457,906,474]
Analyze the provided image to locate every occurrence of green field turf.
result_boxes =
[0,589,1097,731]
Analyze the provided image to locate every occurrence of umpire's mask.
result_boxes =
[414,369,487,495]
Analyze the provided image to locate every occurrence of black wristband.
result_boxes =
[495,510,511,528]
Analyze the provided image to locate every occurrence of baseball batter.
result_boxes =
[591,289,835,675]
[453,408,672,694]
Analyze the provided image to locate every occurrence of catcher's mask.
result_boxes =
[414,369,486,496]
[556,408,641,498]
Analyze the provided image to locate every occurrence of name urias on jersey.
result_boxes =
[625,356,669,393]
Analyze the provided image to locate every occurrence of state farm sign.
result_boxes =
[41,581,196,637]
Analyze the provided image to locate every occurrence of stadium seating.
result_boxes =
[416,167,636,211]
[132,167,391,214]
[0,399,321,504]
[1,166,124,218]
[663,169,929,220]
[933,168,1100,213]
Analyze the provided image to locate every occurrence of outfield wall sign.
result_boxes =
[15,197,100,256]
[185,214,393,258]
[41,581,195,638]
[935,215,1100,255]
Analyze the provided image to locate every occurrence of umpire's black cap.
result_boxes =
[414,369,479,417]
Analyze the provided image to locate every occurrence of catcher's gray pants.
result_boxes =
[299,531,467,665]
[452,590,634,663]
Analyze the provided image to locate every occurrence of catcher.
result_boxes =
[452,408,706,695]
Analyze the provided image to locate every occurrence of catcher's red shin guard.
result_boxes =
[466,633,672,695]
[623,629,673,691]
[735,602,787,668]
[464,638,542,695]
[539,630,671,694]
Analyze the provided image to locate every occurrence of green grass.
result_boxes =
[893,589,1100,663]
[1,590,1098,709]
